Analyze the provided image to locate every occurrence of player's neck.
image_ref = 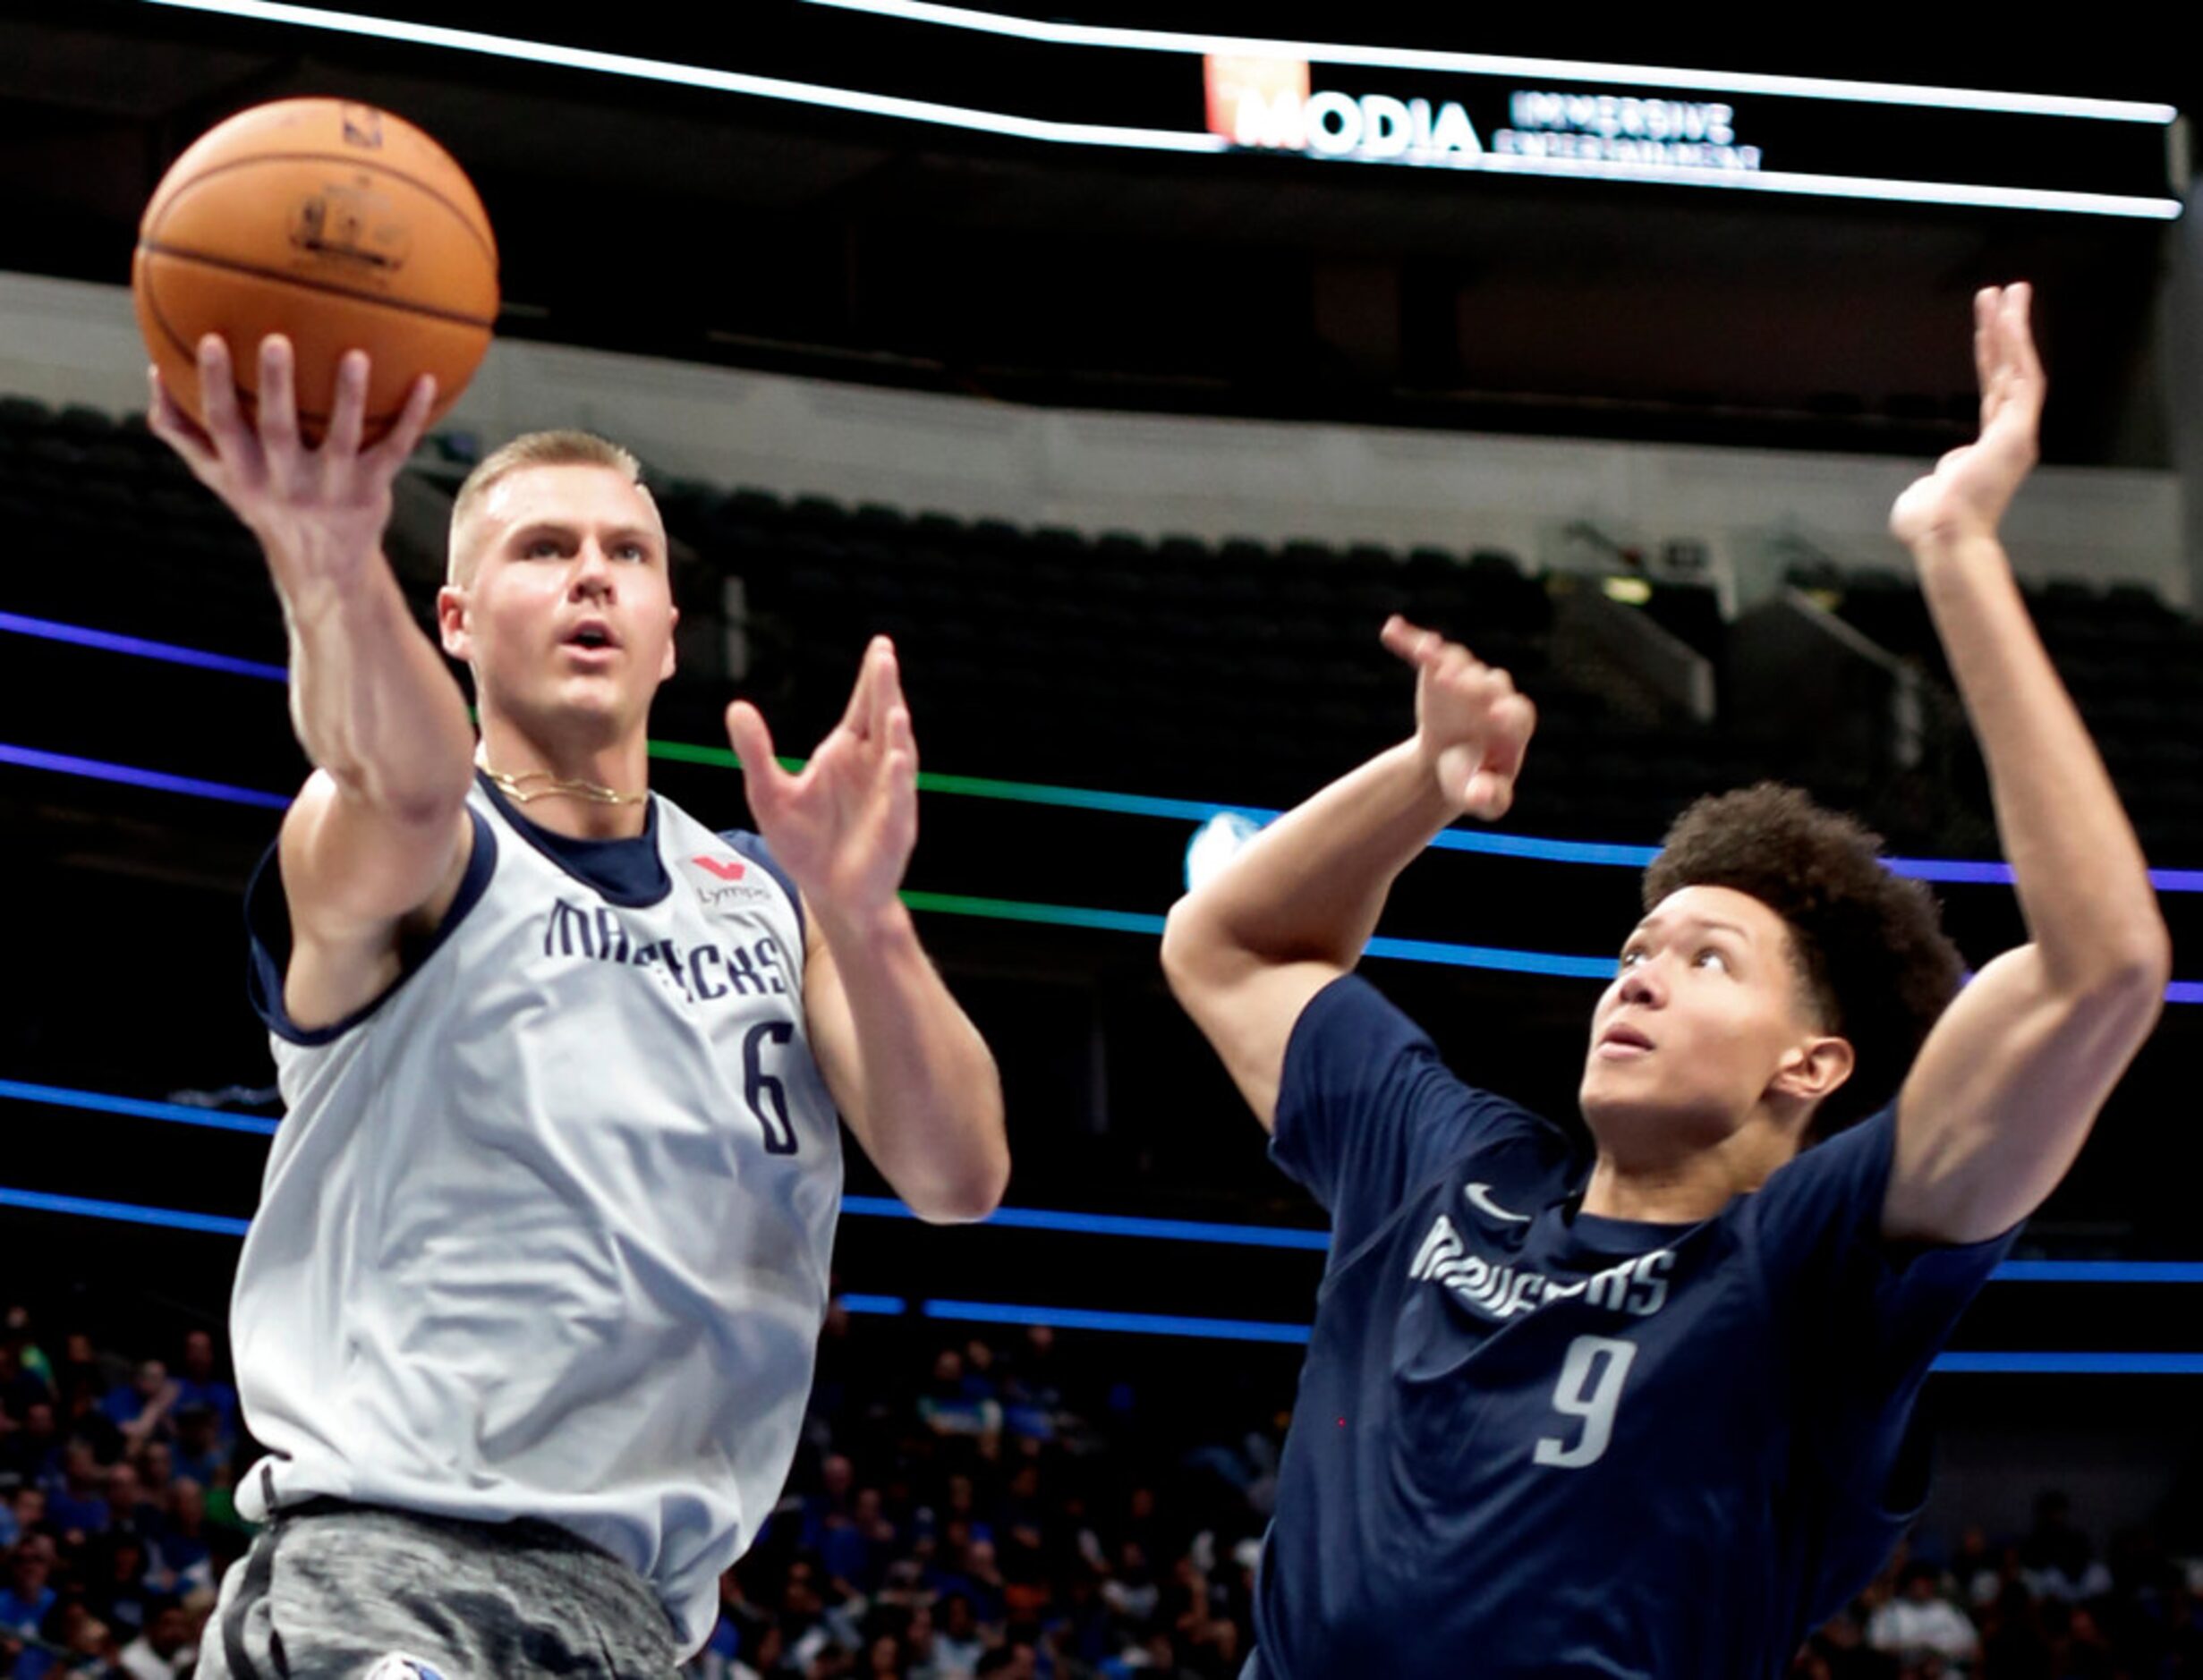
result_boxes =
[1578,1116,1800,1224]
[475,716,651,840]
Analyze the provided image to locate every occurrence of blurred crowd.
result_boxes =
[0,1311,235,1679]
[1795,1492,2203,1680]
[4,1296,2199,1678]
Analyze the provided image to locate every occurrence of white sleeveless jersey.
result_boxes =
[232,776,842,1653]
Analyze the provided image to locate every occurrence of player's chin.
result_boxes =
[1578,1061,1671,1128]
[537,676,645,734]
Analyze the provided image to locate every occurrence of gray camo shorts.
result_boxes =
[192,1499,684,1680]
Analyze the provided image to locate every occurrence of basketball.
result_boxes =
[131,97,498,444]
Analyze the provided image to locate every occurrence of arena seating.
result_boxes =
[4,388,2199,861]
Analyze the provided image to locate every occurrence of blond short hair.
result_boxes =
[447,429,647,583]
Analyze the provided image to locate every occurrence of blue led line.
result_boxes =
[0,612,288,682]
[844,1192,1331,1251]
[1994,1260,2203,1284]
[0,741,1668,986]
[1931,1352,2203,1376]
[8,609,2203,892]
[838,1294,909,1315]
[0,743,292,810]
[0,1184,251,1237]
[1364,934,1619,980]
[0,1079,280,1138]
[4,1183,2200,1369]
[9,1086,2203,1276]
[922,1298,1315,1345]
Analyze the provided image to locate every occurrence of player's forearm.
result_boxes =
[816,899,1008,1223]
[1913,531,2170,992]
[276,543,477,821]
[1166,739,1454,973]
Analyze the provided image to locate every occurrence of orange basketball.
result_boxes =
[132,98,498,445]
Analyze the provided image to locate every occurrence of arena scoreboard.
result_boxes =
[144,0,2186,218]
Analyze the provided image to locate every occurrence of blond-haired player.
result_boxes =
[150,335,1007,1680]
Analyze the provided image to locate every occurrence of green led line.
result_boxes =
[900,890,1168,936]
[647,738,804,775]
[647,737,1241,821]
[13,621,2199,886]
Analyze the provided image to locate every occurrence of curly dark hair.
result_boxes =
[1641,784,1966,1140]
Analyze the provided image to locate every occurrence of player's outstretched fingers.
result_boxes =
[365,374,438,477]
[1469,693,1536,819]
[1464,767,1515,822]
[146,365,217,476]
[322,349,370,461]
[195,335,252,458]
[883,702,919,785]
[1380,614,1450,669]
[256,335,302,458]
[838,636,887,737]
[725,700,789,819]
[864,637,903,742]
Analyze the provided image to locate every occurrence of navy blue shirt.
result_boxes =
[1254,975,2015,1680]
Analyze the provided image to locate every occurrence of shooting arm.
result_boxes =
[151,337,473,1027]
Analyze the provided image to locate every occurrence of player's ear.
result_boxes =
[437,583,471,660]
[661,603,679,683]
[1771,1033,1854,1106]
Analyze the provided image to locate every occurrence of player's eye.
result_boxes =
[523,537,563,558]
[1618,948,1646,971]
[1695,948,1730,972]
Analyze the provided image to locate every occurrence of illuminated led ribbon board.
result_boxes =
[141,1,2183,218]
[3,610,2202,1002]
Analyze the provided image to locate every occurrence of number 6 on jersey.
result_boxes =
[1534,1335,1637,1470]
[743,1020,800,1155]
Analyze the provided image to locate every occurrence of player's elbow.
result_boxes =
[2127,910,2174,991]
[908,1144,1010,1226]
[2054,920,2173,1040]
[2105,930,2173,1032]
[327,758,473,833]
[2080,914,2173,1005]
[1161,897,1225,1005]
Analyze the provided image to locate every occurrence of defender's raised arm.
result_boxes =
[1885,284,2172,1243]
[1161,617,1535,1128]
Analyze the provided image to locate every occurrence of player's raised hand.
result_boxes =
[1890,284,2044,552]
[726,636,919,929]
[1380,615,1535,821]
[147,333,436,589]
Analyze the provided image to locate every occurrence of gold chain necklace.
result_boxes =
[481,765,646,808]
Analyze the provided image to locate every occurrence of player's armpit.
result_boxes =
[1885,942,2165,1245]
[276,770,476,1031]
[1158,932,1345,1133]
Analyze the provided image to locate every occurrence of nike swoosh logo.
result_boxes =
[1464,1183,1531,1223]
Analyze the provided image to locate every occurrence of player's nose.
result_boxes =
[569,539,617,594]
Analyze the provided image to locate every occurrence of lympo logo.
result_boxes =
[685,853,774,910]
[1204,55,1483,166]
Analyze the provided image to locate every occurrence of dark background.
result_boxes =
[0,0,2198,1521]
